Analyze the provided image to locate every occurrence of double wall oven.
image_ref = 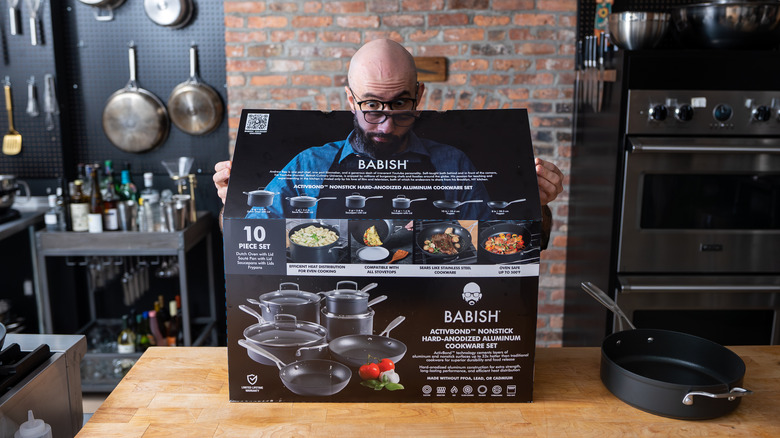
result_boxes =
[564,50,780,346]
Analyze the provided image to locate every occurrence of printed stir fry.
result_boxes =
[290,225,339,247]
[483,232,525,255]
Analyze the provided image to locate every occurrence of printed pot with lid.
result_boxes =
[320,281,381,314]
[241,311,328,366]
[255,282,322,324]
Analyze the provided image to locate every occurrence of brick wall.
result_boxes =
[224,0,575,347]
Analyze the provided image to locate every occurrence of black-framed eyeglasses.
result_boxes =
[361,111,418,126]
[348,85,418,112]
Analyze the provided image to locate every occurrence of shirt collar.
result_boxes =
[339,131,430,163]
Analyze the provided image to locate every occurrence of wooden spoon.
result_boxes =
[387,249,409,264]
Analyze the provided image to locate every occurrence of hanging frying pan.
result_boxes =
[238,339,351,397]
[102,44,169,153]
[581,282,752,420]
[328,316,407,367]
[168,44,224,135]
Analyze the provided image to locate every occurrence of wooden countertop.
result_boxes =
[78,346,780,437]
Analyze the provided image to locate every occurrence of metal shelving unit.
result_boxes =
[34,211,217,347]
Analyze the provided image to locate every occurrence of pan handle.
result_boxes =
[682,387,753,406]
[379,315,405,337]
[336,280,358,291]
[367,295,387,307]
[238,339,286,371]
[296,343,329,358]
[581,282,636,331]
[239,304,266,324]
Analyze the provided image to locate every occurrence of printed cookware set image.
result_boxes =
[238,281,406,396]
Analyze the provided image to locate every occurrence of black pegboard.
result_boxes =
[1,0,228,200]
[57,0,229,181]
[0,0,64,178]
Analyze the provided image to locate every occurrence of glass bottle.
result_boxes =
[167,300,179,346]
[69,180,89,232]
[101,160,115,196]
[44,193,63,231]
[140,172,161,231]
[88,165,104,233]
[117,314,136,354]
[119,170,138,202]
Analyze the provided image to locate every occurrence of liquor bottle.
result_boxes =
[140,172,162,231]
[156,295,169,339]
[117,314,136,354]
[175,295,184,346]
[69,180,89,232]
[118,170,138,202]
[102,162,120,231]
[76,163,89,197]
[88,165,104,233]
[101,160,115,196]
[148,310,167,347]
[44,193,62,231]
[137,198,149,232]
[167,300,179,346]
[142,311,156,348]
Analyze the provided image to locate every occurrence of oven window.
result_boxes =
[633,309,774,345]
[640,174,780,229]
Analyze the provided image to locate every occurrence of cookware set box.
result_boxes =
[222,109,542,402]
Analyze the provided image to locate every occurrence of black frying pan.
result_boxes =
[329,316,406,367]
[432,199,483,209]
[238,339,351,397]
[478,222,533,264]
[416,222,473,259]
[581,282,752,420]
[349,219,397,246]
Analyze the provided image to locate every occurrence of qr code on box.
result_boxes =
[244,113,270,133]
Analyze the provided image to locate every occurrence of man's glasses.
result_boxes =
[349,87,419,126]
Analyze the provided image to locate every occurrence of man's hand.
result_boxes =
[535,158,564,206]
[213,160,232,205]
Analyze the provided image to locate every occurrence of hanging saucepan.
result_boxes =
[144,0,194,29]
[77,0,126,21]
[240,309,328,366]
[288,222,344,264]
[477,222,533,264]
[243,187,276,207]
[238,339,351,396]
[392,195,426,209]
[416,222,473,260]
[287,195,336,209]
[487,198,526,209]
[251,282,322,323]
[581,282,752,420]
[320,281,381,315]
[329,316,407,367]
[345,193,383,209]
[168,44,224,135]
[433,199,483,209]
[102,44,169,153]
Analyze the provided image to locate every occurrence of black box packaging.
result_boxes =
[223,109,541,402]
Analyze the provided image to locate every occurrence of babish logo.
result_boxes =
[462,282,482,305]
[247,374,258,385]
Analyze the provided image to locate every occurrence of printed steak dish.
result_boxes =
[423,227,461,255]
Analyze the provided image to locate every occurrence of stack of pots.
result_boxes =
[319,281,386,341]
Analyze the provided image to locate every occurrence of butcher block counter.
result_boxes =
[78,346,780,437]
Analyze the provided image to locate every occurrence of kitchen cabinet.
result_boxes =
[34,211,217,391]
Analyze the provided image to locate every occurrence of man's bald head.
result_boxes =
[347,39,418,100]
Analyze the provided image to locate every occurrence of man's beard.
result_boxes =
[351,116,408,159]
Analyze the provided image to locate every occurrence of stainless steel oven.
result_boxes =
[612,89,780,345]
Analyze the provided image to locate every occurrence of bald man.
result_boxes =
[214,40,563,242]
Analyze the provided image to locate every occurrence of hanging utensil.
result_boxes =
[24,0,41,46]
[43,74,58,131]
[26,77,39,117]
[597,32,606,113]
[168,44,224,135]
[3,77,22,156]
[8,0,20,35]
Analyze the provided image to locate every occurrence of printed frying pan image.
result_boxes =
[349,219,400,247]
[432,199,483,210]
[329,316,407,367]
[416,222,474,259]
[238,339,351,396]
[478,222,533,264]
[487,198,526,209]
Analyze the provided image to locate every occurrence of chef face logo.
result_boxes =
[462,282,482,305]
[247,374,258,385]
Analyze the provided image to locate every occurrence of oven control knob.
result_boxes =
[752,105,771,122]
[649,105,667,121]
[675,104,694,122]
[713,104,733,122]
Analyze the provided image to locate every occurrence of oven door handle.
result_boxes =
[621,284,780,292]
[629,137,780,154]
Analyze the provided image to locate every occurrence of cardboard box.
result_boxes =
[224,109,540,402]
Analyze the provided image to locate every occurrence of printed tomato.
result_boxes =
[358,363,381,380]
[377,358,395,372]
